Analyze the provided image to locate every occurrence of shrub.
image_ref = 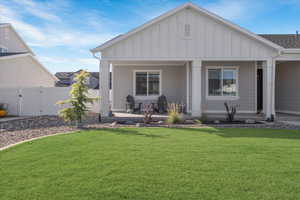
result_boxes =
[143,104,153,124]
[57,70,97,128]
[224,102,239,122]
[166,103,183,124]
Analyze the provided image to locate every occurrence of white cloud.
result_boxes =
[0,0,115,72]
[38,56,99,73]
[0,2,114,48]
[10,0,61,22]
[39,56,98,67]
[0,4,46,41]
[204,0,250,21]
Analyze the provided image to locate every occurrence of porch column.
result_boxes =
[186,62,190,113]
[99,60,110,116]
[264,59,274,119]
[271,60,276,117]
[191,60,202,117]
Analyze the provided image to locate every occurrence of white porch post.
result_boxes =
[186,62,190,113]
[99,60,110,116]
[264,59,274,119]
[271,60,276,117]
[191,60,202,117]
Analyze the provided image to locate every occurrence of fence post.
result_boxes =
[18,88,23,116]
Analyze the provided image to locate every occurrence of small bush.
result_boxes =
[224,102,239,122]
[166,103,183,124]
[56,71,97,128]
[143,104,153,124]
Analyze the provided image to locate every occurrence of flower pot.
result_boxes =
[0,110,7,117]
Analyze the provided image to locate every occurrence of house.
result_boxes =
[55,70,101,89]
[0,23,57,88]
[91,2,300,119]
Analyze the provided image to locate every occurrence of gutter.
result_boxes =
[282,49,300,54]
[92,51,100,59]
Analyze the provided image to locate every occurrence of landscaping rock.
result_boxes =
[158,121,164,124]
[245,119,256,124]
[185,119,195,124]
[110,121,118,127]
[136,123,143,127]
[125,120,134,125]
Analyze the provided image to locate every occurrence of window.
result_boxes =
[134,71,161,97]
[207,67,238,98]
[184,24,191,37]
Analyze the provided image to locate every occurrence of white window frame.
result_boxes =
[133,70,162,100]
[206,66,239,100]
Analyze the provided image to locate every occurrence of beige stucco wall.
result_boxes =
[275,61,300,113]
[112,65,187,110]
[0,56,55,88]
[201,61,256,113]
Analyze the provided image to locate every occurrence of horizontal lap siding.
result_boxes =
[102,8,276,59]
[0,26,28,52]
[276,62,300,113]
[113,66,187,110]
[201,61,256,112]
[0,56,55,87]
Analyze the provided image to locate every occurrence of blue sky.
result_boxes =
[1,0,300,73]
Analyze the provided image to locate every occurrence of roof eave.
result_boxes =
[282,49,300,54]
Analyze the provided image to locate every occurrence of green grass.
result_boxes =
[1,127,300,200]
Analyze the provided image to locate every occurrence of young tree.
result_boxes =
[57,70,97,128]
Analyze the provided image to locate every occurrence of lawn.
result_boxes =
[1,128,300,200]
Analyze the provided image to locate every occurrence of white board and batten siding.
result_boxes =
[101,8,277,60]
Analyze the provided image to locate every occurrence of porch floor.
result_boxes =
[276,113,300,126]
[112,112,265,121]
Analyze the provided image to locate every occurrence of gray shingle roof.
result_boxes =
[259,34,300,48]
[55,71,101,89]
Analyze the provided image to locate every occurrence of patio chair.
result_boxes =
[157,95,167,113]
[126,95,142,113]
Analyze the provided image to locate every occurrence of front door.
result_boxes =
[257,68,263,112]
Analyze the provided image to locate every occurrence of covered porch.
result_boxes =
[99,59,276,119]
[275,59,300,115]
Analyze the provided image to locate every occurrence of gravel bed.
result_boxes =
[0,126,77,149]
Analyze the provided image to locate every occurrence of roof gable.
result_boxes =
[0,24,34,54]
[91,2,282,53]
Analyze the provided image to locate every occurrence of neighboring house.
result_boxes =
[0,23,56,88]
[55,70,102,89]
[91,2,300,119]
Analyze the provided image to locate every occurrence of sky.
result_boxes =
[1,0,300,73]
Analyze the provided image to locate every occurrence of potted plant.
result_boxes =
[0,103,7,117]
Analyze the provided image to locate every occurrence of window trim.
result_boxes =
[133,70,162,99]
[206,66,239,100]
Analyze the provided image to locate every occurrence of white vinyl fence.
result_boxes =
[0,87,100,116]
